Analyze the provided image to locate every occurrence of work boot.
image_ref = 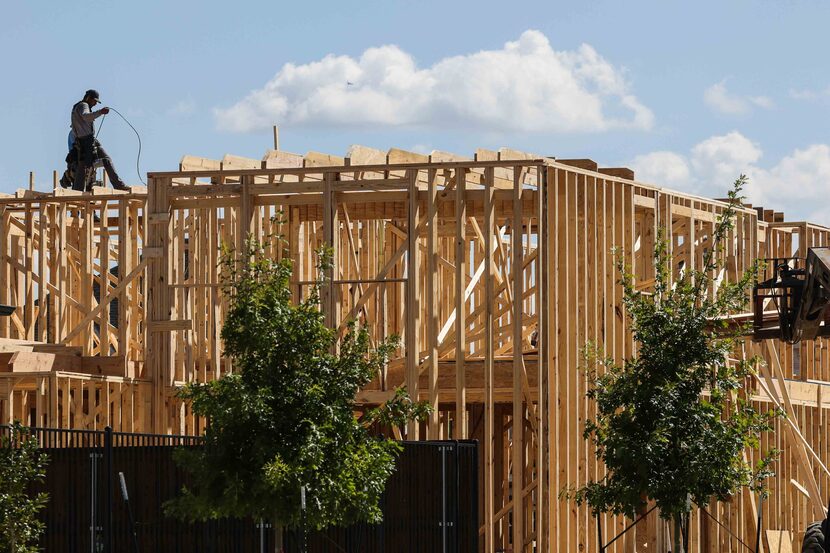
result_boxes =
[59,170,73,189]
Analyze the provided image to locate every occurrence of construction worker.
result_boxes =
[70,89,129,192]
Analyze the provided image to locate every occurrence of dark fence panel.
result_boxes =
[2,426,477,553]
[4,426,264,553]
[38,431,104,553]
[285,441,478,553]
[108,442,264,553]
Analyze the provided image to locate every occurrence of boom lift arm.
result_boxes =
[753,247,830,343]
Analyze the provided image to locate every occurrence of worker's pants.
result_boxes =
[72,137,126,191]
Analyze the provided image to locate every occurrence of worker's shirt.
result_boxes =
[71,101,104,140]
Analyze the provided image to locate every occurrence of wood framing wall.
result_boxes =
[0,188,148,431]
[145,152,548,553]
[3,146,830,551]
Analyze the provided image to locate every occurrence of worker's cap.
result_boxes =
[84,89,101,101]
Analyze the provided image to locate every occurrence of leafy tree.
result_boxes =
[165,237,430,542]
[0,423,49,553]
[572,177,779,552]
[360,386,434,440]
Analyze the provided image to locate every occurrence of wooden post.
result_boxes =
[322,172,338,330]
[118,200,131,362]
[37,200,46,342]
[427,168,440,439]
[147,176,172,433]
[100,200,110,355]
[57,202,67,342]
[536,164,546,552]
[483,166,495,551]
[84,202,94,353]
[405,169,420,439]
[512,165,525,551]
[23,201,33,340]
[0,207,6,337]
[455,167,467,439]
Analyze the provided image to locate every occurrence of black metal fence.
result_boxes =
[284,441,478,553]
[1,426,478,553]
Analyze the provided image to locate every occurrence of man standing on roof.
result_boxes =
[70,89,129,192]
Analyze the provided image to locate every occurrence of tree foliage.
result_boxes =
[0,423,49,553]
[572,177,780,543]
[360,386,433,436]
[165,236,430,531]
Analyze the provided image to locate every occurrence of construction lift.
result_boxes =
[753,247,830,344]
[752,247,830,552]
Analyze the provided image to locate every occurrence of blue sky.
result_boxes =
[3,0,830,222]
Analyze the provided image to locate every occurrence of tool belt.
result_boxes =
[61,135,99,189]
[67,135,99,165]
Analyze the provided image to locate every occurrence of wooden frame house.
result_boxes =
[1,144,828,551]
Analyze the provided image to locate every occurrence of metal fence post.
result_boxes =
[454,441,460,553]
[470,441,479,553]
[300,486,307,553]
[104,426,113,553]
[90,446,103,552]
[440,444,447,553]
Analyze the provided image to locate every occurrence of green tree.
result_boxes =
[165,237,430,543]
[573,176,779,552]
[0,423,49,553]
[361,386,433,440]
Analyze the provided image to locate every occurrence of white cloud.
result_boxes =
[790,89,817,100]
[704,83,748,114]
[630,132,830,225]
[215,30,653,134]
[409,144,432,155]
[703,81,774,115]
[690,131,762,185]
[749,95,774,109]
[759,145,830,216]
[630,151,691,187]
[790,86,830,101]
[168,98,196,116]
